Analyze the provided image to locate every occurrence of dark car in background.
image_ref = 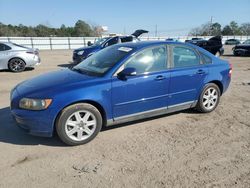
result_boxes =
[185,36,224,56]
[73,30,148,63]
[225,39,241,45]
[233,39,250,56]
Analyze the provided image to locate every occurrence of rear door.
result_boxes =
[168,45,208,107]
[111,45,170,118]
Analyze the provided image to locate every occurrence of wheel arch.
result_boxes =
[8,56,26,64]
[207,80,223,95]
[53,100,107,134]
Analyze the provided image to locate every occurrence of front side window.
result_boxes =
[93,37,110,46]
[123,45,167,74]
[173,46,200,68]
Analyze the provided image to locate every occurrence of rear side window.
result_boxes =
[201,53,212,64]
[173,46,200,68]
[0,43,11,51]
[123,45,167,74]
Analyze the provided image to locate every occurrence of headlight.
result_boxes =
[77,50,84,55]
[19,98,52,110]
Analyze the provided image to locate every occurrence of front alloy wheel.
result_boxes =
[56,103,102,145]
[65,110,97,141]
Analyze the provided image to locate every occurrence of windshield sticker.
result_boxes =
[118,47,133,52]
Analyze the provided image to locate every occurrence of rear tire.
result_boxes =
[196,83,221,113]
[8,58,26,72]
[56,103,102,146]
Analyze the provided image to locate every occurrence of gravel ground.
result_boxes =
[0,45,249,188]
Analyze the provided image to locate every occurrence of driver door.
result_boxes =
[111,45,170,119]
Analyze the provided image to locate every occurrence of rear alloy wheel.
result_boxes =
[8,58,26,72]
[196,83,221,113]
[56,103,102,146]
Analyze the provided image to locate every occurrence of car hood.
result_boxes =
[15,69,97,97]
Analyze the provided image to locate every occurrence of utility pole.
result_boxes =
[155,24,158,37]
[210,16,213,36]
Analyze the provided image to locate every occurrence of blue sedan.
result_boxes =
[10,41,232,145]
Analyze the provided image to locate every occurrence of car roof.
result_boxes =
[113,40,214,57]
[114,40,194,50]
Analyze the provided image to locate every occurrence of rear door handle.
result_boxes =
[196,69,206,75]
[155,75,166,81]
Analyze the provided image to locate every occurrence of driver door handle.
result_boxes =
[155,75,166,81]
[196,69,206,75]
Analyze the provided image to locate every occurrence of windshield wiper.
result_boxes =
[71,67,95,76]
[71,67,85,74]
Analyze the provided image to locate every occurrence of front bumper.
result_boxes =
[11,108,54,137]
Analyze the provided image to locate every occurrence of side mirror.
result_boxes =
[117,67,137,80]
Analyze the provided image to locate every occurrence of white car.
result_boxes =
[0,42,40,72]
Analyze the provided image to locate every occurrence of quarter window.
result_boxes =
[123,46,167,74]
[0,43,11,51]
[201,53,212,64]
[173,46,200,68]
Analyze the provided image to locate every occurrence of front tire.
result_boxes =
[8,58,26,72]
[56,103,102,146]
[196,83,221,113]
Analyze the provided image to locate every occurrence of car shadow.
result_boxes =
[222,54,235,57]
[0,67,34,73]
[0,107,64,146]
[223,54,250,57]
[0,106,198,146]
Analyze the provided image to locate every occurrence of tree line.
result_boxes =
[1,19,250,37]
[189,21,250,36]
[0,20,103,37]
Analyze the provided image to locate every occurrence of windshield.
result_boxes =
[243,40,250,44]
[93,37,110,46]
[73,45,134,76]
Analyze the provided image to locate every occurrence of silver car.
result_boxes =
[0,42,40,72]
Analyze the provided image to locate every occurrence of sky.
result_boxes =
[0,0,250,36]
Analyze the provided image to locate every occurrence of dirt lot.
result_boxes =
[0,46,249,188]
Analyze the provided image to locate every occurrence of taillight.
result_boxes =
[26,51,39,55]
[229,63,232,77]
[26,51,35,54]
